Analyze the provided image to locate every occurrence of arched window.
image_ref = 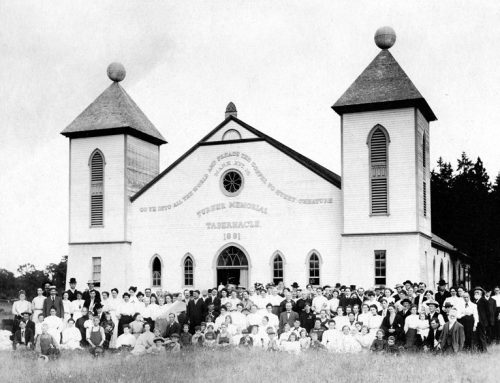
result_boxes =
[439,260,444,281]
[368,126,389,215]
[217,246,248,267]
[222,129,242,141]
[184,256,194,287]
[89,149,104,226]
[308,252,320,285]
[152,257,162,287]
[272,253,284,285]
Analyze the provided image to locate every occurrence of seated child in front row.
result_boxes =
[370,329,387,353]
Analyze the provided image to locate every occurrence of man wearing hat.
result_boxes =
[426,300,445,330]
[472,286,489,352]
[435,280,451,309]
[42,286,64,318]
[66,278,81,302]
[83,280,101,303]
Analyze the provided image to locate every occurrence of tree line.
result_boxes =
[0,256,67,300]
[431,153,500,288]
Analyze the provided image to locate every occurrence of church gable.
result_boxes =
[202,120,260,143]
[131,115,341,203]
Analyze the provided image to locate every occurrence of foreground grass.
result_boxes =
[0,346,497,383]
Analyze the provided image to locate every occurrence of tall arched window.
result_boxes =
[272,253,284,285]
[368,125,389,215]
[152,256,162,287]
[89,149,104,226]
[184,256,194,287]
[439,260,444,281]
[308,252,320,285]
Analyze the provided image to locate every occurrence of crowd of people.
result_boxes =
[7,277,500,360]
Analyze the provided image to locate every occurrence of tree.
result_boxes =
[45,255,67,290]
[0,269,17,299]
[16,263,48,298]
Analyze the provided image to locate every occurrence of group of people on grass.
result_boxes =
[8,277,500,359]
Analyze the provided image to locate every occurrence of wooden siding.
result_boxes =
[69,135,126,243]
[126,135,160,197]
[416,109,431,235]
[342,108,417,234]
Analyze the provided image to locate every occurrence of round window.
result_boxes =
[221,169,243,196]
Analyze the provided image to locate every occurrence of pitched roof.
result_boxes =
[332,50,437,121]
[61,82,166,145]
[431,233,470,261]
[131,115,341,202]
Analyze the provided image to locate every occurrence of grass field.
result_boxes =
[0,346,498,383]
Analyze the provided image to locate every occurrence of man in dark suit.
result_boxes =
[204,289,221,313]
[12,321,34,350]
[21,312,36,335]
[473,287,490,352]
[279,302,299,332]
[205,303,219,323]
[435,280,451,309]
[279,291,296,313]
[75,307,89,347]
[42,286,64,318]
[424,318,442,352]
[187,290,205,333]
[82,280,101,303]
[164,313,181,338]
[84,289,100,314]
[439,308,465,353]
[65,278,81,302]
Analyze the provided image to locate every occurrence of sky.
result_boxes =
[1,0,499,273]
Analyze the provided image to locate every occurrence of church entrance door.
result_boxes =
[216,246,249,288]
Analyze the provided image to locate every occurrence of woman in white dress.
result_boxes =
[61,318,82,349]
[44,307,63,343]
[355,325,373,352]
[367,305,383,332]
[31,288,46,323]
[70,291,85,321]
[61,292,72,325]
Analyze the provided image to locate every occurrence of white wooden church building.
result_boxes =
[61,28,471,292]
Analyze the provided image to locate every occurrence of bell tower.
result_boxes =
[333,27,436,286]
[61,63,166,290]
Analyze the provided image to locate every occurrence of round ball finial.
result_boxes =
[107,62,126,82]
[374,26,396,49]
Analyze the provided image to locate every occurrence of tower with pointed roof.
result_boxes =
[334,27,435,286]
[61,63,166,287]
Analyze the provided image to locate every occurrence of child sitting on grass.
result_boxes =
[192,325,204,346]
[384,336,400,355]
[180,324,192,348]
[165,333,181,352]
[370,329,387,353]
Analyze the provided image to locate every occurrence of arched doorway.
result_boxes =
[216,246,249,287]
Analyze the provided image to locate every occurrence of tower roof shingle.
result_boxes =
[332,50,437,121]
[61,82,166,145]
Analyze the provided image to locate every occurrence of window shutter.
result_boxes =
[370,128,388,214]
[90,151,104,226]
